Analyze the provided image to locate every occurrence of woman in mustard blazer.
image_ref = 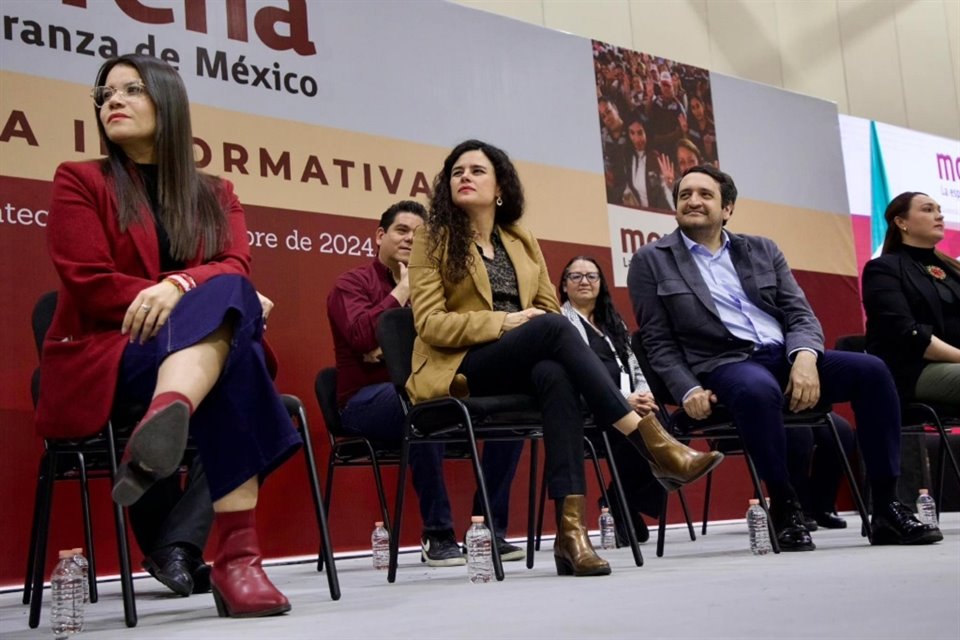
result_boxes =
[407,139,723,576]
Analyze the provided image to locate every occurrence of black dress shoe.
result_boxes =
[871,501,943,545]
[813,511,847,530]
[142,545,194,597]
[189,557,212,594]
[802,515,819,532]
[770,499,816,552]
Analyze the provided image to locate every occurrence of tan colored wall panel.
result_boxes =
[627,0,711,68]
[837,0,908,127]
[895,0,960,138]
[452,0,546,26]
[945,0,960,116]
[775,0,849,113]
[543,0,634,48]
[731,198,857,276]
[704,0,784,88]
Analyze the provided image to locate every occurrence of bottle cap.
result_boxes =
[748,498,760,505]
[601,507,609,513]
[471,515,484,523]
[374,521,384,527]
[58,550,73,559]
[919,488,929,495]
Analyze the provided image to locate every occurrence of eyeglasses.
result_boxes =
[91,82,148,107]
[565,272,600,283]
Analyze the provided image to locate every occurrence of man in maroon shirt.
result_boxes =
[326,201,524,566]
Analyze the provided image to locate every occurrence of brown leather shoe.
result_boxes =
[553,495,611,577]
[626,413,724,490]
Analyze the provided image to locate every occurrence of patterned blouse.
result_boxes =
[478,228,521,313]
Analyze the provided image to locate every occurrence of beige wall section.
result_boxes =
[542,0,633,49]
[451,0,960,139]
[704,0,784,88]
[628,1,711,69]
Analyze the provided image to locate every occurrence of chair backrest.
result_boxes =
[32,291,58,357]
[376,308,415,390]
[834,334,866,353]
[630,331,677,406]
[314,368,348,438]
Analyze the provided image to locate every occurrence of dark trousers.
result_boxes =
[785,412,856,514]
[115,274,302,502]
[127,460,213,557]
[341,382,522,538]
[703,346,900,487]
[459,314,632,499]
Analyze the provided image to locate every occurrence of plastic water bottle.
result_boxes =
[51,549,84,638]
[70,548,89,604]
[599,507,616,550]
[465,516,493,583]
[746,499,772,555]
[916,489,938,527]
[371,521,390,570]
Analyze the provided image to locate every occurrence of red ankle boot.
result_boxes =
[210,510,291,618]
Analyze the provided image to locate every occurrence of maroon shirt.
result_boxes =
[326,259,402,407]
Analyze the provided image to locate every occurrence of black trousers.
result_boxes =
[128,460,213,557]
[459,314,631,499]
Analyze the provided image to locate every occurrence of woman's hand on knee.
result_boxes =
[502,308,545,333]
[122,280,183,344]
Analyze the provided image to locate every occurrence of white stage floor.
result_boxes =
[2,513,958,639]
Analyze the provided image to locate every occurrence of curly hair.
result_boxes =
[558,255,632,369]
[427,140,525,283]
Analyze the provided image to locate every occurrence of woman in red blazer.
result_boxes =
[38,54,300,618]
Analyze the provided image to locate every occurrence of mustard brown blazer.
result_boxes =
[405,223,561,404]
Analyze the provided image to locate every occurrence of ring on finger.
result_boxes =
[140,304,151,312]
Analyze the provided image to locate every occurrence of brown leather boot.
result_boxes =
[627,413,724,491]
[210,510,291,618]
[553,495,611,577]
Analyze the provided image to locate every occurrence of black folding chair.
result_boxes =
[632,333,871,556]
[835,334,960,518]
[24,292,340,630]
[376,308,542,582]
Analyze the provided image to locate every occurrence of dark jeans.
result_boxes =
[703,346,900,488]
[115,274,302,502]
[785,413,857,514]
[341,382,522,538]
[459,314,632,499]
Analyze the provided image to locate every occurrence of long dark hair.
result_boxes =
[558,255,632,370]
[881,191,960,275]
[94,54,227,261]
[427,139,525,283]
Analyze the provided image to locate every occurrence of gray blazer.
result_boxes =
[626,228,824,403]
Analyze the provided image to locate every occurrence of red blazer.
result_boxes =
[36,160,252,439]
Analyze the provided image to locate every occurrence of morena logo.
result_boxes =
[62,0,317,55]
[937,153,960,182]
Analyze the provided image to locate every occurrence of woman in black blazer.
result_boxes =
[862,192,960,405]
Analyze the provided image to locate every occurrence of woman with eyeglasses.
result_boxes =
[557,256,665,544]
[407,139,723,577]
[37,54,301,618]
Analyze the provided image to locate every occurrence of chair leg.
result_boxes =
[601,431,643,566]
[107,423,137,628]
[525,439,538,570]
[930,414,960,519]
[22,455,46,605]
[656,489,668,558]
[293,400,341,600]
[28,451,55,629]
[319,453,336,572]
[387,436,411,584]
[535,459,547,552]
[701,469,714,536]
[825,414,871,542]
[367,444,392,531]
[677,488,696,542]
[76,452,98,603]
